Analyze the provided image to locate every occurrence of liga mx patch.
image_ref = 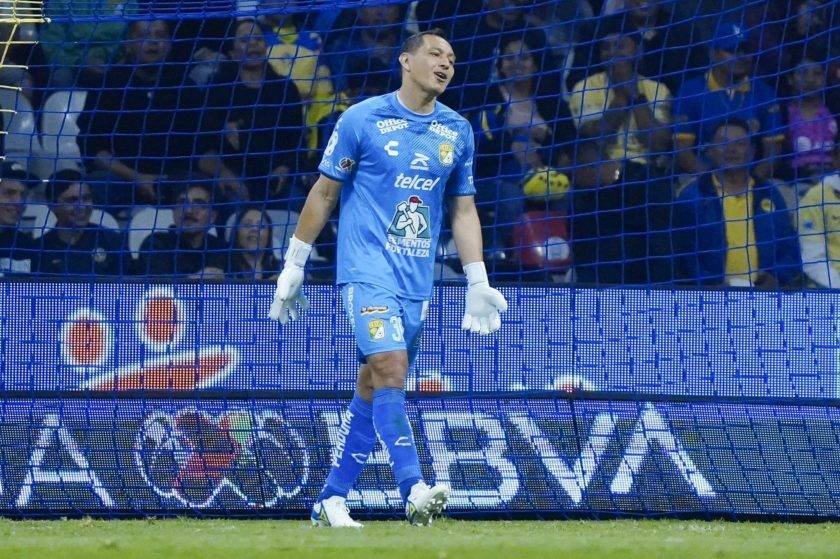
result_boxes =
[338,157,355,172]
[368,319,385,341]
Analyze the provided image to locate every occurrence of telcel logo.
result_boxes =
[394,173,440,191]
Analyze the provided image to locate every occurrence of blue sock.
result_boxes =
[372,388,422,502]
[319,394,377,501]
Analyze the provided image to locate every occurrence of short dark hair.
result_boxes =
[47,169,85,202]
[400,28,449,55]
[710,117,752,139]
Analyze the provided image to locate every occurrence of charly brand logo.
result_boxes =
[61,287,239,391]
[134,408,309,508]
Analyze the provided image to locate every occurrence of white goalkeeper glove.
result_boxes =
[461,261,508,335]
[268,236,312,324]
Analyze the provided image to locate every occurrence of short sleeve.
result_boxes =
[318,109,362,181]
[446,127,476,197]
[568,78,607,128]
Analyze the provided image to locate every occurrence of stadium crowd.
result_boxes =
[0,0,838,286]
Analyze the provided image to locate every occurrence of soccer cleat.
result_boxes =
[311,496,363,528]
[405,481,450,526]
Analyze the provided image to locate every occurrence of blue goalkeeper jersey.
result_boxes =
[318,92,476,299]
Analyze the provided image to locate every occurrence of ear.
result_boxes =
[399,51,411,72]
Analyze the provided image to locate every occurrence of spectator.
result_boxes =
[39,0,129,88]
[615,0,707,94]
[781,1,840,77]
[0,23,48,110]
[673,21,784,181]
[784,57,838,186]
[443,0,557,111]
[414,0,483,41]
[226,206,280,280]
[262,12,334,103]
[568,23,672,166]
[673,119,801,287]
[0,163,37,276]
[415,0,588,103]
[137,182,226,279]
[569,140,673,285]
[261,11,339,164]
[199,19,305,206]
[77,19,203,211]
[471,39,575,248]
[35,170,127,277]
[168,16,233,86]
[324,5,407,94]
[798,174,840,288]
[519,0,597,102]
[309,57,390,162]
[524,0,595,54]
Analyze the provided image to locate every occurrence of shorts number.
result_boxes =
[390,316,404,342]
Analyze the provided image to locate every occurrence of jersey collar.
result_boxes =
[391,91,437,119]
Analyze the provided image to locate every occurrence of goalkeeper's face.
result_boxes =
[403,35,455,97]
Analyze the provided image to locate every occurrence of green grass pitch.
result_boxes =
[2,518,839,559]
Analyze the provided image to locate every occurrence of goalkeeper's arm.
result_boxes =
[268,174,342,323]
[449,195,508,335]
[292,175,343,244]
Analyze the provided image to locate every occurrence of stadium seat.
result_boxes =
[512,210,573,271]
[40,90,87,175]
[20,203,50,238]
[128,207,175,259]
[21,203,120,239]
[0,89,47,177]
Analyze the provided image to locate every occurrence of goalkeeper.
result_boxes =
[268,29,508,527]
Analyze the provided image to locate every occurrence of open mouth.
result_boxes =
[434,71,448,82]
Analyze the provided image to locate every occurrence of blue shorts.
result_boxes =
[340,283,428,366]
